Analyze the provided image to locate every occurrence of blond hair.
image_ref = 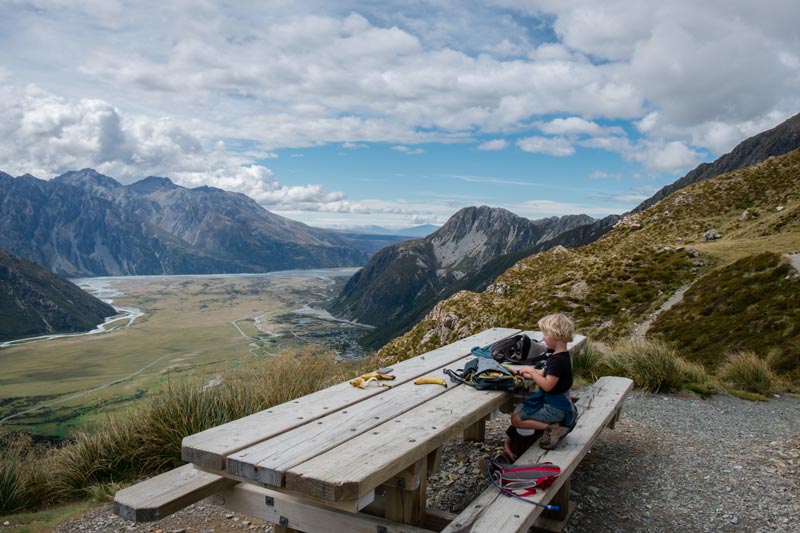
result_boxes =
[538,313,575,342]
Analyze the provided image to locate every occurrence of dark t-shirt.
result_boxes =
[544,351,573,395]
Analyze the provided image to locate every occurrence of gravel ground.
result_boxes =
[6,388,798,533]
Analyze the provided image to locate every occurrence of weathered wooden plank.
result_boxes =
[285,378,516,501]
[440,376,633,533]
[114,464,236,523]
[194,464,376,513]
[208,483,436,533]
[225,363,457,486]
[182,327,519,470]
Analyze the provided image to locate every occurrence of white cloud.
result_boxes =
[516,136,575,157]
[451,174,541,187]
[392,145,425,155]
[2,1,800,226]
[0,80,349,212]
[477,139,508,151]
[536,116,604,136]
[633,140,700,173]
[517,198,622,218]
[588,170,623,181]
[579,133,701,173]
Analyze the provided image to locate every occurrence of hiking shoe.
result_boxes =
[539,424,570,450]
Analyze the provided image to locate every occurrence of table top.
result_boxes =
[181,328,586,506]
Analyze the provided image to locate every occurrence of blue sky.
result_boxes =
[1,1,799,229]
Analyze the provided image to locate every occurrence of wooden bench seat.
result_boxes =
[441,376,633,533]
[114,464,236,522]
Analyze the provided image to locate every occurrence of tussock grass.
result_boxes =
[717,350,776,396]
[0,434,40,515]
[601,338,715,393]
[1,346,378,514]
[571,343,603,382]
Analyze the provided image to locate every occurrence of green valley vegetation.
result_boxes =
[0,347,377,517]
[378,147,800,389]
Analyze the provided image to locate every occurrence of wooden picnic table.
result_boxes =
[172,327,586,531]
[117,327,616,532]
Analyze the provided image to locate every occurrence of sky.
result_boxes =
[1,1,799,230]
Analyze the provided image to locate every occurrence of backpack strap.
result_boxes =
[443,367,472,386]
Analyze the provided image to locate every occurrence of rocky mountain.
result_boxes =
[379,147,800,384]
[329,206,596,346]
[633,112,800,213]
[0,169,375,276]
[0,248,117,342]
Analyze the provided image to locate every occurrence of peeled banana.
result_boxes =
[349,376,391,388]
[414,377,448,387]
[360,371,396,381]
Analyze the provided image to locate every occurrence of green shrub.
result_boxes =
[679,358,718,396]
[717,350,776,396]
[677,359,718,397]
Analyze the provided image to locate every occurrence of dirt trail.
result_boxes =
[631,283,692,339]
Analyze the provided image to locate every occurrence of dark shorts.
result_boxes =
[520,404,566,424]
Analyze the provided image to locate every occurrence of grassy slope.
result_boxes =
[379,148,800,382]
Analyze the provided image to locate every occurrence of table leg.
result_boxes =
[383,459,428,525]
[532,478,575,532]
[463,415,487,442]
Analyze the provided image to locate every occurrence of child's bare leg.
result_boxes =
[503,436,517,461]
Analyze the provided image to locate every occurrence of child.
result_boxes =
[504,313,576,459]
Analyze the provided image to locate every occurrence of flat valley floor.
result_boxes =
[0,268,368,439]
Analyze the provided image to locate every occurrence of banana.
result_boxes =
[350,376,391,388]
[360,371,396,381]
[414,377,448,387]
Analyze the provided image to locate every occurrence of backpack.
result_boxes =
[486,454,561,510]
[471,334,549,366]
[443,357,524,391]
